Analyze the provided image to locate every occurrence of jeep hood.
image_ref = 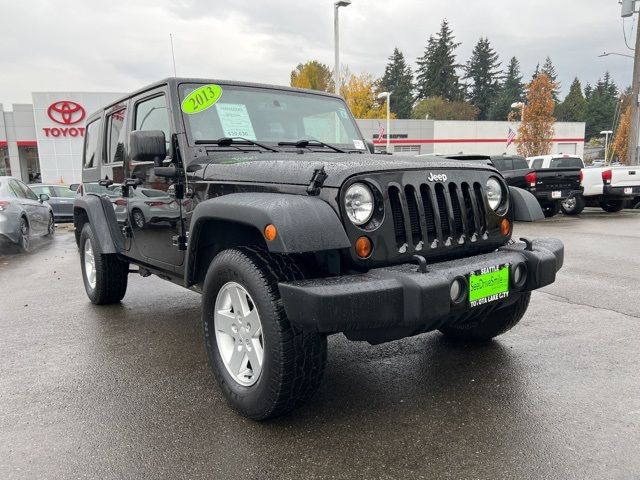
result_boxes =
[190,152,497,188]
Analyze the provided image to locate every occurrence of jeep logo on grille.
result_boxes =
[427,172,448,182]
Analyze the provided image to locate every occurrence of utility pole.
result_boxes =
[623,0,640,165]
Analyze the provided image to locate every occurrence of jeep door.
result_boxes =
[127,88,185,268]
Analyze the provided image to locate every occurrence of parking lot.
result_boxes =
[1,211,639,480]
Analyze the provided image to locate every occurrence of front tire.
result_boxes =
[600,199,625,213]
[79,224,129,304]
[202,247,327,420]
[560,194,585,215]
[439,292,531,342]
[45,213,55,237]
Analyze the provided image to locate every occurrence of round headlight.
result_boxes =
[345,183,374,226]
[486,177,504,211]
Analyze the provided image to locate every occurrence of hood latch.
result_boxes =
[307,166,328,196]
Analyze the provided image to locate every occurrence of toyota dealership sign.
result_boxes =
[43,100,87,137]
[32,92,123,184]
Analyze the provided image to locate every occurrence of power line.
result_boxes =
[623,16,636,51]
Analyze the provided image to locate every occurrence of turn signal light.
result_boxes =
[264,224,277,241]
[602,169,612,185]
[500,219,511,236]
[355,236,372,258]
[525,171,537,188]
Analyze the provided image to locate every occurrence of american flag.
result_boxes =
[377,124,385,142]
[506,127,516,147]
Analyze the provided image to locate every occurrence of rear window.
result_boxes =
[52,186,76,198]
[490,158,511,171]
[550,157,583,168]
[512,157,529,169]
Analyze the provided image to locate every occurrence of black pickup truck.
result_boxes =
[489,155,582,217]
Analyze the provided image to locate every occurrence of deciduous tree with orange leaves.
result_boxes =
[340,72,389,119]
[612,105,631,164]
[515,73,557,157]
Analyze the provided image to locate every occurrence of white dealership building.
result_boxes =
[1,91,585,185]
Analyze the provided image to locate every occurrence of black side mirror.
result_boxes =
[39,193,50,202]
[69,184,79,192]
[366,140,376,154]
[130,130,167,166]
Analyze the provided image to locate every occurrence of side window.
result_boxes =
[531,159,543,169]
[135,95,171,148]
[13,180,38,200]
[8,180,24,198]
[106,108,127,164]
[52,186,76,198]
[84,119,101,169]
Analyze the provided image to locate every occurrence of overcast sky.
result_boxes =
[0,0,634,108]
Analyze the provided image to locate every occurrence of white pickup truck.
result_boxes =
[527,154,640,214]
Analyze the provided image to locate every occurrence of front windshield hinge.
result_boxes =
[307,166,328,196]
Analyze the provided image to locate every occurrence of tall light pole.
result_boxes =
[378,91,392,153]
[333,0,351,95]
[622,0,640,165]
[601,130,613,163]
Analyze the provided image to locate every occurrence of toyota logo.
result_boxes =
[47,101,86,125]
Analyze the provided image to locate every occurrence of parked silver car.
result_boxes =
[0,176,54,251]
[29,184,76,222]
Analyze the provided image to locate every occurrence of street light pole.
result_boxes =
[601,130,613,163]
[333,1,351,95]
[623,2,640,165]
[378,92,392,153]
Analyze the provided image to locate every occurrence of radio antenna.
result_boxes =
[169,33,177,77]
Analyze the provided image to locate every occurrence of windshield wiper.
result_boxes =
[278,139,346,153]
[195,137,279,152]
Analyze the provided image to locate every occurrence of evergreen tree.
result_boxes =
[464,37,501,120]
[488,57,525,120]
[379,48,414,119]
[541,56,560,99]
[584,83,593,101]
[556,78,586,122]
[584,72,619,138]
[415,19,463,101]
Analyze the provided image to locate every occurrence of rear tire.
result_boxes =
[542,202,560,218]
[202,247,327,420]
[17,217,30,252]
[560,194,585,215]
[79,224,128,304]
[600,199,625,213]
[439,292,531,342]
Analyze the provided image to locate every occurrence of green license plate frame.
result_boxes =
[468,264,510,308]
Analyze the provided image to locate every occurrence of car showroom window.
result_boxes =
[84,119,101,169]
[135,95,171,147]
[106,108,127,164]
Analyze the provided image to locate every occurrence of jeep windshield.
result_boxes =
[179,83,366,153]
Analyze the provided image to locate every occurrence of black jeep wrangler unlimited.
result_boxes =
[74,78,563,419]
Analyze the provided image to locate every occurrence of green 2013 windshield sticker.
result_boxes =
[181,84,223,114]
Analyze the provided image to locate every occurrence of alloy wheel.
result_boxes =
[84,240,96,289]
[214,281,264,387]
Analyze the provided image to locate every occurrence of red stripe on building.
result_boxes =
[16,141,37,147]
[373,138,585,145]
[0,141,7,147]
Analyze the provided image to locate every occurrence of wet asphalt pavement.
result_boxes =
[1,211,639,480]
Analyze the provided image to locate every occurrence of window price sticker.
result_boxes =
[216,103,257,140]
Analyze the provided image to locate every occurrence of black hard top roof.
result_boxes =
[89,77,343,119]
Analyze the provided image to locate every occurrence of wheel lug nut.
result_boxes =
[231,324,238,333]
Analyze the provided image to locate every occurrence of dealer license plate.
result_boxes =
[624,187,633,195]
[551,190,561,199]
[469,265,510,308]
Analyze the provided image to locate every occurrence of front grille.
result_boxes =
[389,180,489,253]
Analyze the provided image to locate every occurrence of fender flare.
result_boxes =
[509,186,544,222]
[73,194,125,254]
[185,193,351,282]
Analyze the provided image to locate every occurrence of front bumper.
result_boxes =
[279,238,563,333]
[603,185,640,198]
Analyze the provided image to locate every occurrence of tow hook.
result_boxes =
[520,237,534,251]
[412,254,428,273]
